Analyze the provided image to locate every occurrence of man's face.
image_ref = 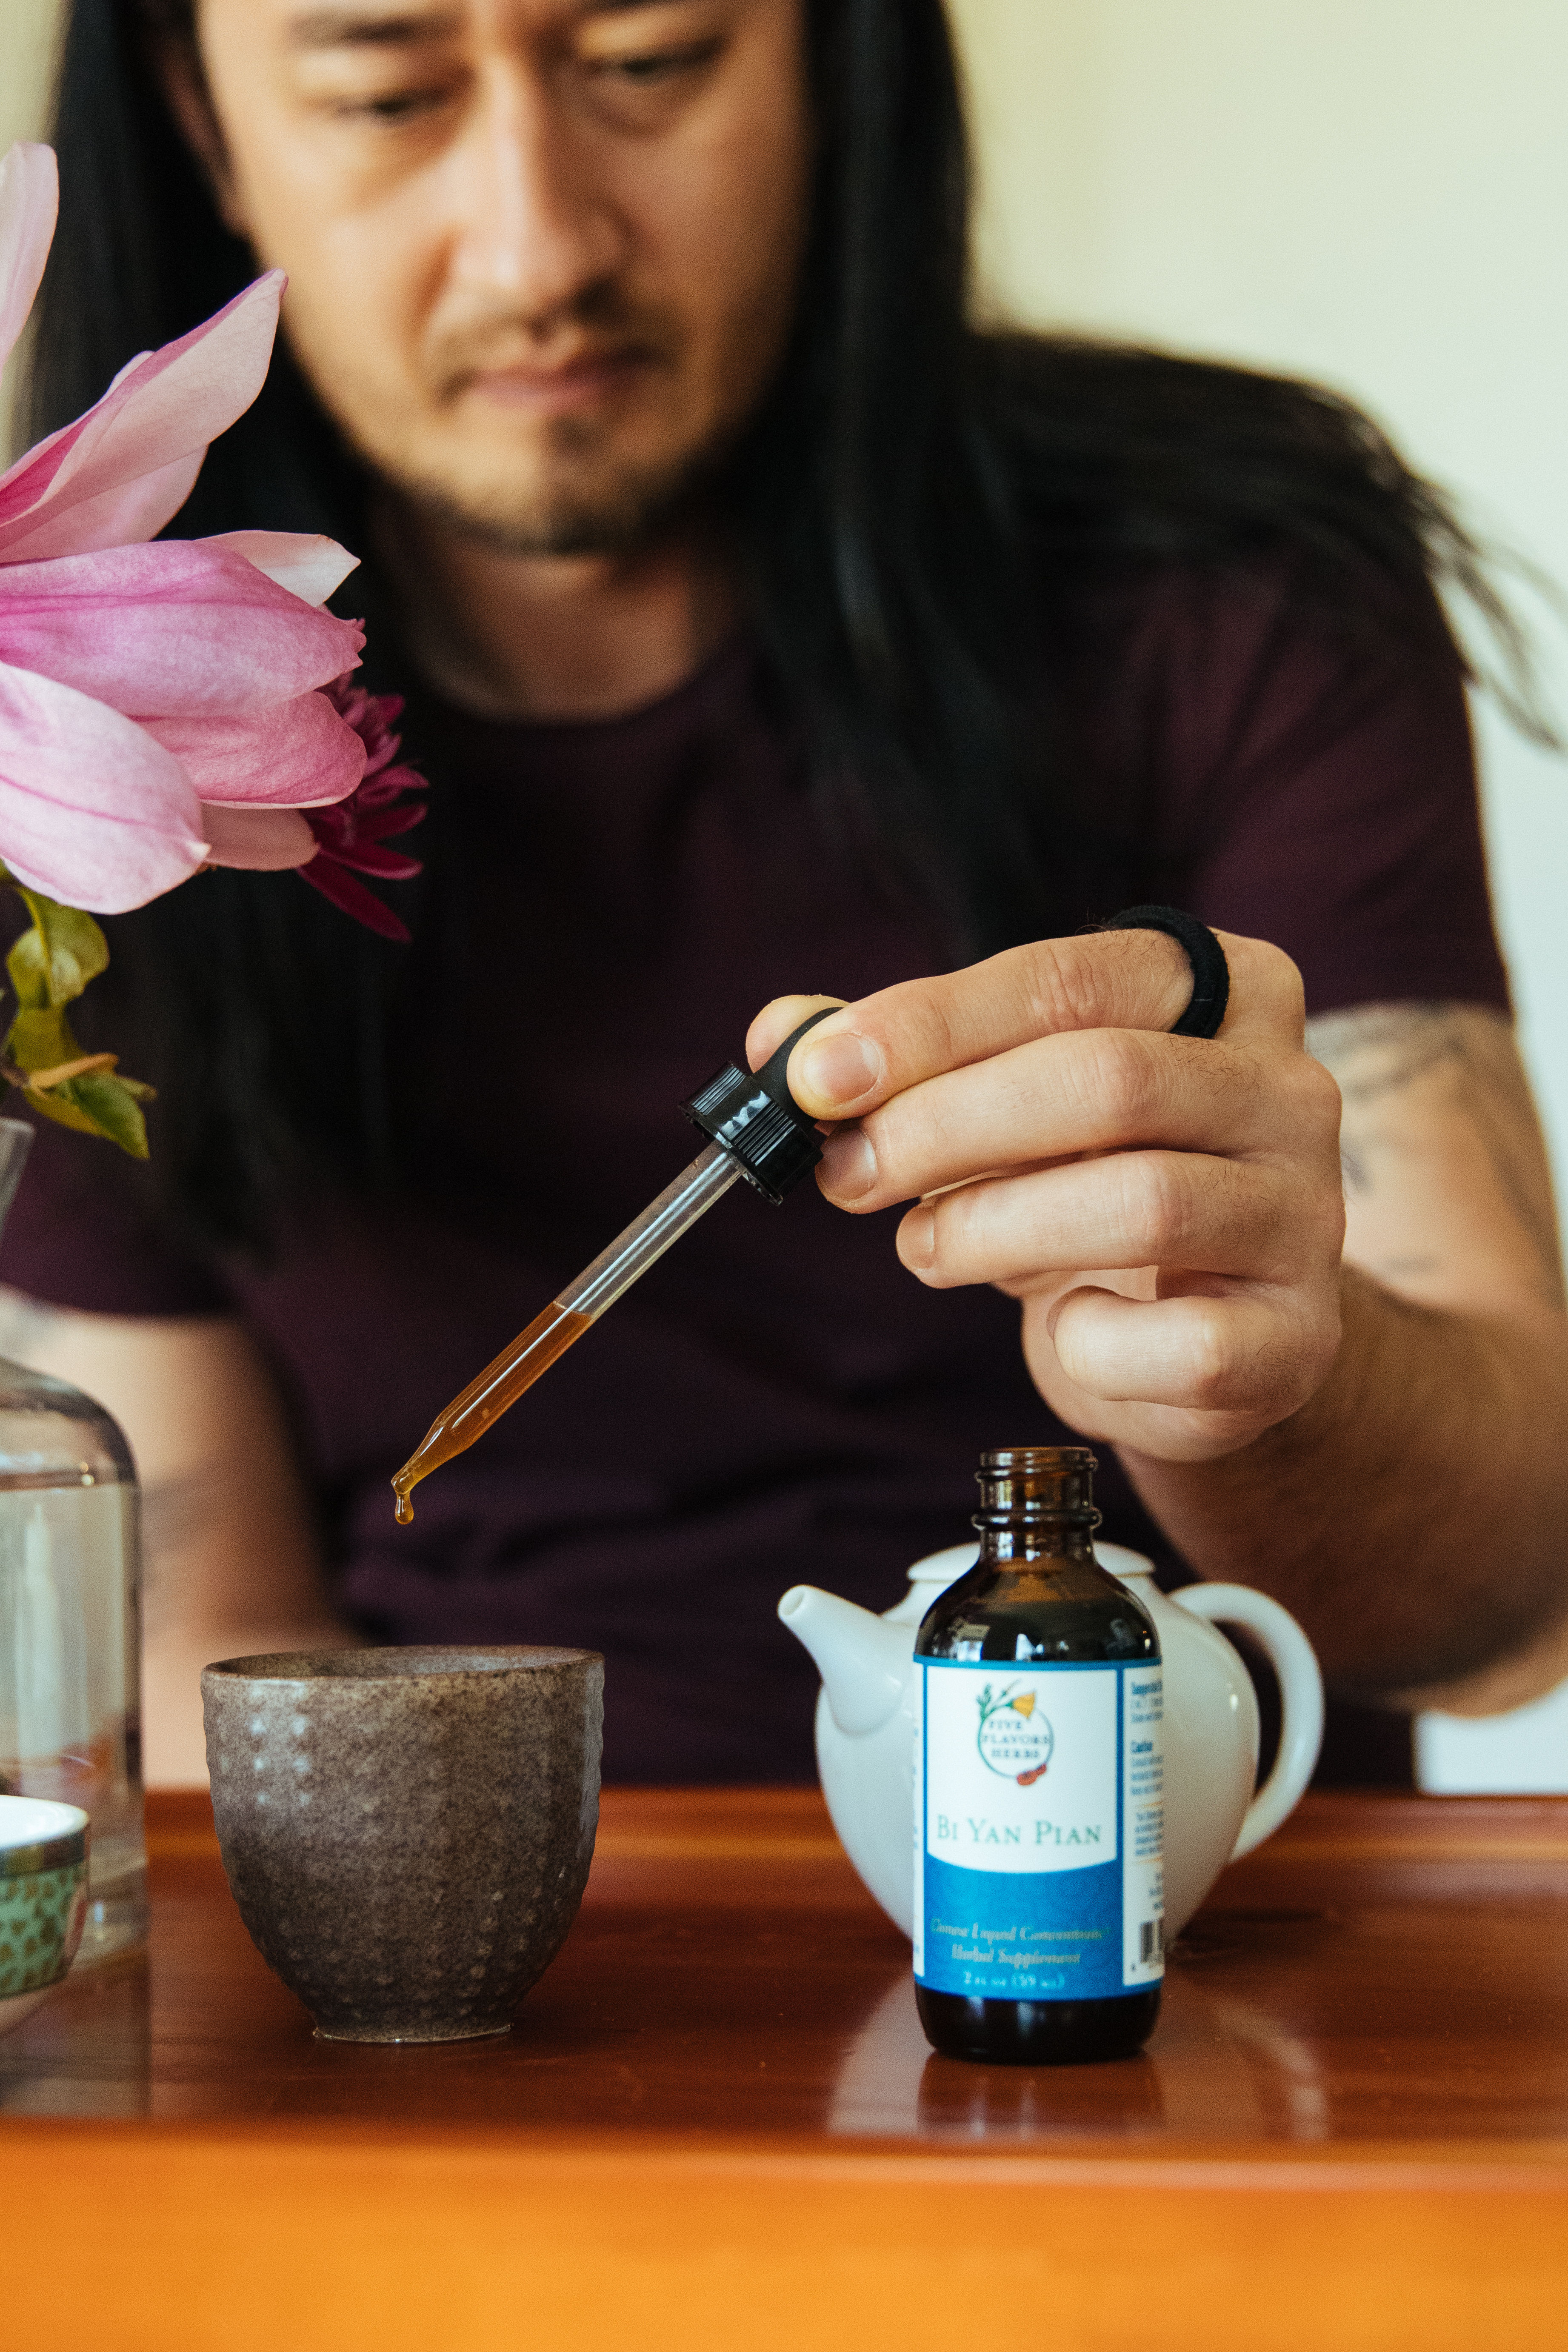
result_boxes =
[186,0,812,552]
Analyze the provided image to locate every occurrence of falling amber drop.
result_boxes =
[391,1301,592,1522]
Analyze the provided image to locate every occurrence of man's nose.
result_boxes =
[441,69,628,322]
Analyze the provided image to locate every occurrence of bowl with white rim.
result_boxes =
[0,1795,90,2036]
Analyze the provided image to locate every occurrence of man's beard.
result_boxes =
[381,415,736,561]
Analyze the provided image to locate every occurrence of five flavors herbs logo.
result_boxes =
[975,1682,1054,1785]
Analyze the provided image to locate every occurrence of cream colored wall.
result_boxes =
[0,0,55,154]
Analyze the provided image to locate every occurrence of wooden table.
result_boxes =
[2,1788,1565,2348]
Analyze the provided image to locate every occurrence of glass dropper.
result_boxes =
[391,1009,834,1523]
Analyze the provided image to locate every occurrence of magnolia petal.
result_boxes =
[198,802,317,871]
[0,448,208,565]
[205,531,361,608]
[0,542,365,716]
[0,143,57,381]
[0,271,285,559]
[0,659,207,911]
[146,687,367,808]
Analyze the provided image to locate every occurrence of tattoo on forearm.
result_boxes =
[1310,1003,1455,1210]
[1309,1001,1466,1107]
[1306,1000,1567,1310]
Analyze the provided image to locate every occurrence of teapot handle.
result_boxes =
[1170,1584,1325,1860]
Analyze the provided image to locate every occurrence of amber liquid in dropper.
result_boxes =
[391,1301,592,1524]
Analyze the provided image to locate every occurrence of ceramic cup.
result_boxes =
[0,1794,90,2037]
[203,1645,603,2044]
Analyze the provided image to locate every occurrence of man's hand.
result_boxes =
[753,949,1568,1706]
[746,926,1345,1464]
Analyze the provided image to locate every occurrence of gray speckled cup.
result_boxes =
[202,1646,603,2044]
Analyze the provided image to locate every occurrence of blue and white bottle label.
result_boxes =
[913,1658,1164,2000]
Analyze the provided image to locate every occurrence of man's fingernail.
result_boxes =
[797,1031,880,1109]
[818,1127,878,1201]
[900,1205,936,1270]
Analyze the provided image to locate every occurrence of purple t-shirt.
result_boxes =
[2,563,1508,1781]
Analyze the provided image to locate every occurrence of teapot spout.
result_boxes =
[778,1585,911,1736]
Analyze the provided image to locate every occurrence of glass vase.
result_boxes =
[0,1119,146,1964]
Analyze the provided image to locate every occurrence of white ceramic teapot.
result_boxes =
[779,1541,1325,1941]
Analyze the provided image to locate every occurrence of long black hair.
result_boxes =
[27,0,1519,1247]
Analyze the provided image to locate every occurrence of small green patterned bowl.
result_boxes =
[0,1795,89,2038]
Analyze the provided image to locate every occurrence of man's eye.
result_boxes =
[591,40,721,87]
[327,84,457,124]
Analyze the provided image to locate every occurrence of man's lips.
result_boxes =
[458,348,658,415]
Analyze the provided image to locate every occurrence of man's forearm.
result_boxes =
[1116,1264,1568,1700]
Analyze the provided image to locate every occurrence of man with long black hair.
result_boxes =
[6,0,1566,1783]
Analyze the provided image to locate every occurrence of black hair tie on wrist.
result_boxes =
[1100,905,1231,1040]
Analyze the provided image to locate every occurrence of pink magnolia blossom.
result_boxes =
[0,141,377,915]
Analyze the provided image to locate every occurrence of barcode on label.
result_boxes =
[1139,1919,1163,1964]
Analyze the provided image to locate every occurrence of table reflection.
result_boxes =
[828,1965,1330,2142]
[0,1951,150,2118]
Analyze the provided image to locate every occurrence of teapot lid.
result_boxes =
[903,1539,1157,1584]
[904,1544,979,1585]
[1094,1541,1157,1581]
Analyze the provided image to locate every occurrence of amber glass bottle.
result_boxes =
[914,1447,1164,2064]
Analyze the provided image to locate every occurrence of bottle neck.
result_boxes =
[975,1523,1098,1567]
[971,1445,1101,1569]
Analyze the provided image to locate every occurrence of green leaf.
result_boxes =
[0,879,155,1156]
[7,1006,82,1070]
[26,1070,151,1159]
[4,886,109,1011]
